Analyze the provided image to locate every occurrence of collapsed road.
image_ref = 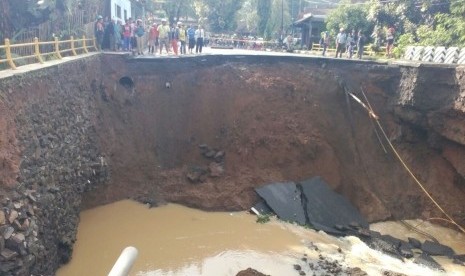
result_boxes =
[0,53,465,275]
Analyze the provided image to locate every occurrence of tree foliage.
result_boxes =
[208,0,244,32]
[257,0,271,35]
[326,0,465,56]
[236,0,259,34]
[160,0,194,25]
[325,0,371,36]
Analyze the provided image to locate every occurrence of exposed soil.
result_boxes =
[81,55,465,225]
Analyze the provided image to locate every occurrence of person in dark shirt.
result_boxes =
[357,30,366,59]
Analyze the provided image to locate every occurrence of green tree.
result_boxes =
[236,0,259,34]
[257,0,271,36]
[325,0,372,35]
[198,0,244,32]
[265,0,291,40]
[431,1,465,46]
[160,0,195,25]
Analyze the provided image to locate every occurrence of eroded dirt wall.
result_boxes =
[84,55,465,229]
[0,56,108,276]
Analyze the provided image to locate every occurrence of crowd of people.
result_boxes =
[319,26,395,59]
[94,16,207,56]
[94,15,396,59]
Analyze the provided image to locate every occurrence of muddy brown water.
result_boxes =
[57,200,465,276]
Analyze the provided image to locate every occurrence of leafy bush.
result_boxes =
[393,33,415,58]
[256,213,272,224]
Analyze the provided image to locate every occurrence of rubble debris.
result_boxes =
[414,253,444,271]
[208,162,224,177]
[186,167,208,183]
[236,268,270,276]
[253,176,449,272]
[421,240,455,256]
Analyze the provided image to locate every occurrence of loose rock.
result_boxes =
[209,162,224,177]
[0,211,5,225]
[0,248,18,261]
[8,210,18,224]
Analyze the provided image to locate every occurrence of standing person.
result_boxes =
[135,19,145,55]
[187,24,196,54]
[122,20,131,51]
[148,23,159,54]
[107,19,116,51]
[356,30,366,59]
[114,20,122,51]
[178,22,187,54]
[195,25,205,54]
[129,18,136,52]
[170,23,179,55]
[94,15,104,51]
[346,32,354,58]
[285,34,293,51]
[322,31,330,56]
[157,19,170,55]
[386,26,395,58]
[335,28,347,58]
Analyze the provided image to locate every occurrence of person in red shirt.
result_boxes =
[148,23,159,54]
[122,20,132,51]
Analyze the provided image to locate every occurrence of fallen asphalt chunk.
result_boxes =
[421,240,455,256]
[299,177,369,232]
[414,253,444,271]
[255,182,307,225]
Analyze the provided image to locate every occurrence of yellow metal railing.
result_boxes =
[0,36,97,70]
[310,43,387,57]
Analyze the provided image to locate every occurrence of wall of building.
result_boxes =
[110,0,132,22]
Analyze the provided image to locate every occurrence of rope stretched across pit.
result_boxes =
[356,87,465,234]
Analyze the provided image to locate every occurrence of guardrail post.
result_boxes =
[93,37,98,51]
[70,36,77,56]
[34,37,44,64]
[54,37,62,59]
[82,35,89,53]
[5,39,17,70]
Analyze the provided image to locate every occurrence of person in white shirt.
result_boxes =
[195,25,205,53]
[335,28,347,58]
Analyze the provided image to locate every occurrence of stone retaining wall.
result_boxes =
[0,56,108,276]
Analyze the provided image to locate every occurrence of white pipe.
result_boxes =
[108,246,139,276]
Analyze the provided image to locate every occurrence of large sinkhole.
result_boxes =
[83,55,465,224]
[1,54,465,275]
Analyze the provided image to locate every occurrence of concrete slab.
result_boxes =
[255,182,307,225]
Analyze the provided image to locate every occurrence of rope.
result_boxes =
[351,87,465,234]
[360,88,388,154]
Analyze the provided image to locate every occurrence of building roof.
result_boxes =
[293,13,326,27]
